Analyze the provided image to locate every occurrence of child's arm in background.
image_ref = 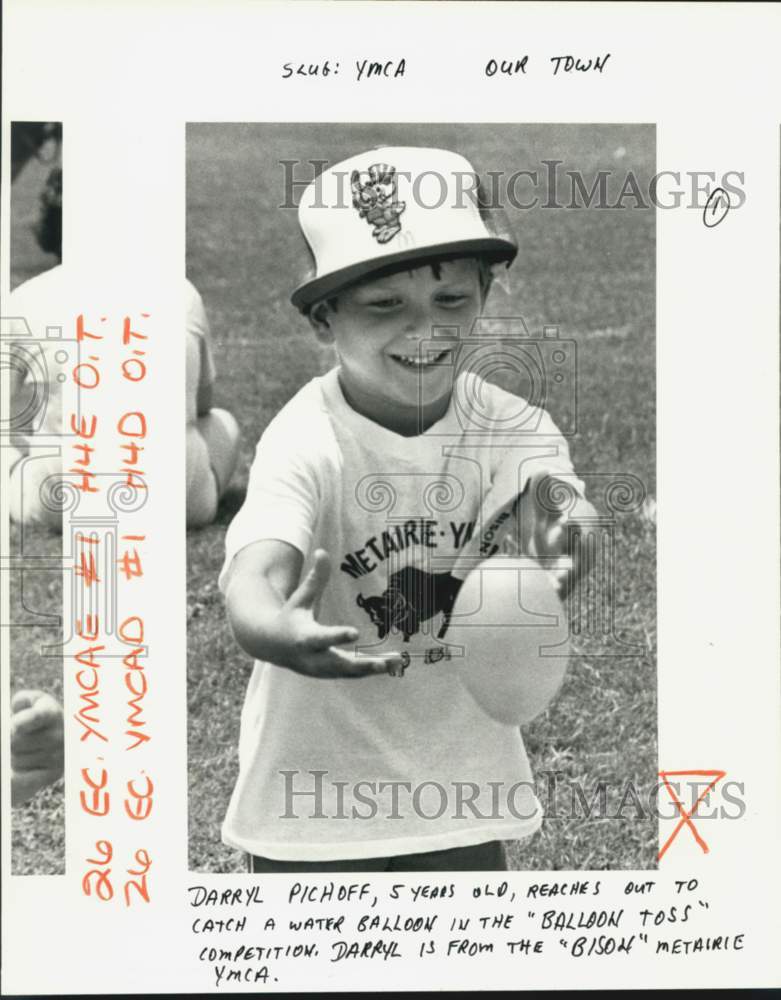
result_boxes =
[225,541,402,679]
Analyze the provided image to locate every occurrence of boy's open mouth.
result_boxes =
[389,349,450,370]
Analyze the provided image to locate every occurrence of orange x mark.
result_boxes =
[657,769,727,861]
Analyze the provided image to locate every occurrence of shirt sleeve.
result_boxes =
[499,401,585,498]
[218,421,320,593]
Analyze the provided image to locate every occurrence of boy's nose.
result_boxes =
[401,327,428,348]
[401,308,432,339]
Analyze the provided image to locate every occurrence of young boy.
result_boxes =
[219,146,596,872]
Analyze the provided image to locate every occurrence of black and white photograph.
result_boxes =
[3,2,780,994]
[186,123,657,874]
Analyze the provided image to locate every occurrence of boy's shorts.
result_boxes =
[247,840,507,873]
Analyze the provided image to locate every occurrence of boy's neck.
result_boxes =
[337,371,451,437]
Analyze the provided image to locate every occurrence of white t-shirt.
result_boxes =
[219,367,584,861]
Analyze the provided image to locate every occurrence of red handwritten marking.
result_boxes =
[124,775,154,820]
[125,669,150,750]
[71,441,94,466]
[82,839,153,906]
[117,411,147,489]
[87,839,112,864]
[119,616,150,748]
[70,413,97,437]
[77,310,154,908]
[122,317,149,345]
[74,614,107,743]
[73,359,100,389]
[80,765,110,816]
[76,315,102,343]
[657,769,727,860]
[120,438,144,467]
[75,551,100,585]
[119,535,146,583]
[119,545,144,581]
[75,533,101,585]
[83,838,114,900]
[70,469,100,494]
[77,614,99,641]
[124,849,152,906]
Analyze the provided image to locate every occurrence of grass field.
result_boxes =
[186,123,657,873]
[7,124,656,876]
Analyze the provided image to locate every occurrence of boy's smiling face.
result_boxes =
[310,258,484,436]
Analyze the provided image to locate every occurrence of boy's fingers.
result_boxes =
[567,523,588,582]
[556,522,598,597]
[317,624,360,648]
[536,514,567,558]
[319,648,403,678]
[345,649,404,676]
[521,474,572,559]
[289,549,331,610]
[298,622,359,653]
[520,476,550,555]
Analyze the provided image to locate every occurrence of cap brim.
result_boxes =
[291,237,518,312]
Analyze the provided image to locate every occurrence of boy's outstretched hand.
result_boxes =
[227,541,403,679]
[518,472,599,598]
[276,550,403,679]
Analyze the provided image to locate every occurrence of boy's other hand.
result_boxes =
[520,472,599,599]
[279,549,403,679]
[11,689,64,807]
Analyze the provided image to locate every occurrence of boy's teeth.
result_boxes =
[392,351,444,367]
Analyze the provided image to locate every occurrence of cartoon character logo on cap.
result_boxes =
[350,163,406,244]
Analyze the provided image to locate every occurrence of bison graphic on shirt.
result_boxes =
[356,566,462,642]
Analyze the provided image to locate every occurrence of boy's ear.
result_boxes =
[308,301,335,344]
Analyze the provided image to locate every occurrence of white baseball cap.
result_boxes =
[291,146,517,312]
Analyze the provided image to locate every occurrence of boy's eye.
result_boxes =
[436,293,472,308]
[365,297,402,310]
